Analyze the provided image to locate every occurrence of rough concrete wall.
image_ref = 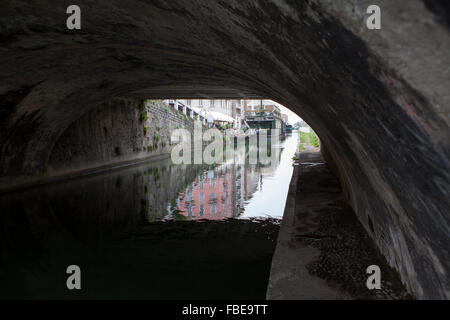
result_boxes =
[47,98,196,180]
[48,98,146,177]
[143,99,197,154]
[0,0,448,298]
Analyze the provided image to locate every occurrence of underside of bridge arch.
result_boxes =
[0,0,448,299]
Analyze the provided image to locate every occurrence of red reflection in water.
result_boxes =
[177,167,234,220]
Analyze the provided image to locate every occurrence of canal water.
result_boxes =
[0,134,298,299]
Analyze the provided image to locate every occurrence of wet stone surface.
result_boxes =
[293,153,412,300]
[296,201,412,300]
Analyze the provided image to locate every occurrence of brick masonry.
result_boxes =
[47,98,202,179]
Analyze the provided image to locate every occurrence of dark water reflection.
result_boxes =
[174,134,298,220]
[0,134,297,299]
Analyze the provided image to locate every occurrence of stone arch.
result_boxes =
[0,0,448,298]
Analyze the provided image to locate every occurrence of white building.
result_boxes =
[245,99,274,111]
[169,99,243,128]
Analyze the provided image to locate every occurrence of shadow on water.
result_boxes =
[0,134,297,299]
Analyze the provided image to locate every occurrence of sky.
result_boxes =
[252,100,302,125]
[276,103,302,125]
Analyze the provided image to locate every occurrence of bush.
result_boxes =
[141,111,148,122]
[299,131,309,144]
[298,129,319,149]
[309,131,319,147]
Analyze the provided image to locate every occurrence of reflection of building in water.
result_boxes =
[176,139,287,220]
[177,165,235,220]
[177,163,273,220]
[243,165,260,202]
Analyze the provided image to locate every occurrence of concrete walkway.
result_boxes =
[266,149,352,299]
[267,148,410,300]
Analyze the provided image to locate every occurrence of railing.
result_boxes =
[163,100,206,124]
[245,111,281,122]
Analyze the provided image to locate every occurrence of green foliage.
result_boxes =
[299,131,309,144]
[143,126,149,135]
[141,199,150,212]
[141,111,148,122]
[298,129,319,149]
[171,210,187,221]
[309,131,319,147]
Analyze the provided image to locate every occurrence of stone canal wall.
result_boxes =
[46,98,199,181]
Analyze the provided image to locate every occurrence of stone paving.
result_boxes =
[267,150,411,300]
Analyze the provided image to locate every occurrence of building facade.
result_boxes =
[166,99,244,128]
